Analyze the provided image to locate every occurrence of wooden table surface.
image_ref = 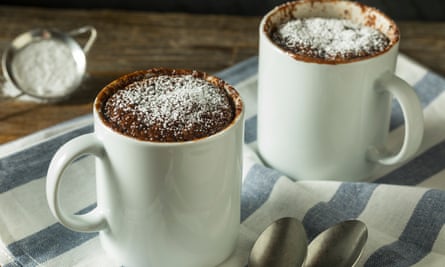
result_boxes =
[0,5,444,144]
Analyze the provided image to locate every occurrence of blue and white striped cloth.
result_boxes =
[1,55,445,266]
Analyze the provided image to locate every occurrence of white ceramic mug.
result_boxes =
[46,69,244,267]
[257,0,424,181]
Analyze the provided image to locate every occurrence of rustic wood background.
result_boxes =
[2,0,445,20]
[0,5,444,144]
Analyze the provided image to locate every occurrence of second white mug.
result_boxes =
[257,0,424,181]
[46,69,244,267]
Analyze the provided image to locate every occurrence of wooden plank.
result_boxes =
[0,6,259,143]
[0,6,444,144]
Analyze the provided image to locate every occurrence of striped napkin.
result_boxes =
[1,54,445,267]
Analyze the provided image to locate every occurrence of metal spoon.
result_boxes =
[304,220,368,267]
[248,217,308,267]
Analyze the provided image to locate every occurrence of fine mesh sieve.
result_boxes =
[1,26,97,101]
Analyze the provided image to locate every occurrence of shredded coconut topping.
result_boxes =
[271,17,390,61]
[103,73,234,142]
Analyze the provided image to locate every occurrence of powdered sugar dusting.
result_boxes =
[103,73,234,142]
[271,17,390,61]
[11,39,79,97]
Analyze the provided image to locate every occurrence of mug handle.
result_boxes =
[46,133,108,233]
[367,71,424,165]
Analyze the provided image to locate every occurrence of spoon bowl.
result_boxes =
[248,217,308,267]
[304,220,368,267]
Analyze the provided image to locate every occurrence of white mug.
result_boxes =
[46,69,244,267]
[257,0,424,181]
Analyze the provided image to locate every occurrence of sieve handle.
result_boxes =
[69,26,97,54]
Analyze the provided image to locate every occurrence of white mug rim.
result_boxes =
[260,0,400,65]
[93,68,244,147]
